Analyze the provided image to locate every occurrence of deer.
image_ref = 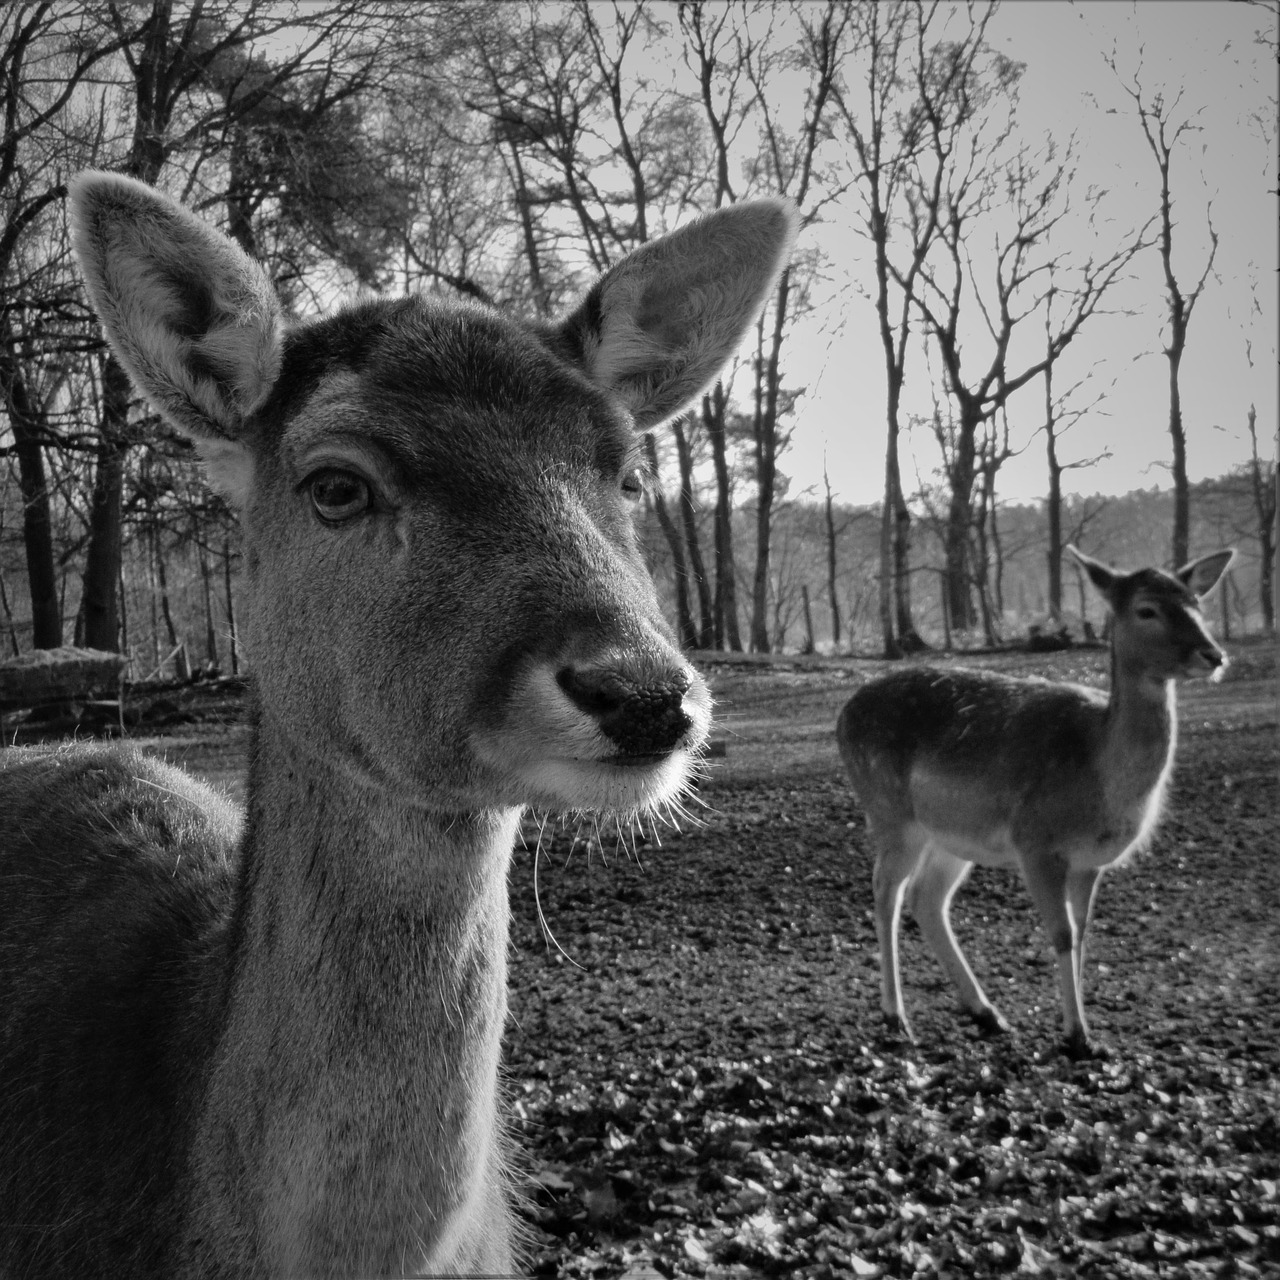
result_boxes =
[836,545,1234,1059]
[0,172,796,1279]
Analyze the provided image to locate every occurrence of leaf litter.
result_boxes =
[505,650,1279,1279]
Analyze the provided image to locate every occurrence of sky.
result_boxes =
[777,0,1278,508]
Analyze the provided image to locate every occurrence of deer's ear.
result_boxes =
[556,198,798,430]
[69,171,283,503]
[1177,549,1235,599]
[1066,545,1116,597]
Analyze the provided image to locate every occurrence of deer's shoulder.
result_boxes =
[0,741,239,993]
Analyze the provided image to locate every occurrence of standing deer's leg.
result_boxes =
[869,821,925,1040]
[908,843,1010,1036]
[1066,866,1102,993]
[1020,850,1093,1057]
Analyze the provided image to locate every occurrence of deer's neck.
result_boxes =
[1103,646,1177,803]
[185,710,517,1277]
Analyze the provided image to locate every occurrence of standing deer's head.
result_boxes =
[1068,546,1235,684]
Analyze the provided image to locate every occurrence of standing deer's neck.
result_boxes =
[186,707,517,1277]
[1103,642,1177,802]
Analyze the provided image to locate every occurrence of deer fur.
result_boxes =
[0,172,796,1278]
[837,546,1234,1057]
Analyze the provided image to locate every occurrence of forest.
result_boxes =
[0,0,1276,677]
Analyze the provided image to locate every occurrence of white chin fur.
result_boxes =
[513,749,695,814]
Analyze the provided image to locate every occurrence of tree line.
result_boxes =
[0,0,1274,674]
[642,476,1275,659]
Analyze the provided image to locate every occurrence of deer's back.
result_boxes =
[838,667,1107,771]
[0,742,240,1277]
[837,667,1116,856]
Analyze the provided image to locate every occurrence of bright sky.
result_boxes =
[785,0,1278,508]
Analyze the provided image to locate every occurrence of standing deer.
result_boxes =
[837,545,1234,1058]
[0,173,796,1278]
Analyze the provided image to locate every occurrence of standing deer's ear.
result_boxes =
[68,171,283,505]
[1177,549,1235,600]
[1066,545,1117,597]
[556,198,799,430]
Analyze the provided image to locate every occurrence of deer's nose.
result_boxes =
[1196,642,1226,672]
[557,665,693,756]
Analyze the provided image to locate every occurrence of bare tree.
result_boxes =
[670,415,714,647]
[643,432,696,648]
[77,0,380,652]
[1,3,136,649]
[830,0,952,657]
[740,0,847,651]
[1041,275,1115,620]
[701,383,743,649]
[679,2,752,648]
[910,126,1148,629]
[1243,403,1276,632]
[1110,66,1219,568]
[822,463,841,647]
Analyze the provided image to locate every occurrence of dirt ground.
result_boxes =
[10,639,1278,1278]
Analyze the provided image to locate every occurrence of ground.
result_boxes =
[14,641,1278,1278]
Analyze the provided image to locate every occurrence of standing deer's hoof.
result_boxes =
[880,1012,916,1044]
[1062,1029,1108,1061]
[966,1006,1011,1038]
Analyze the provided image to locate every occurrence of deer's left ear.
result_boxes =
[68,170,283,505]
[1177,549,1235,599]
[556,199,798,430]
[1066,545,1116,597]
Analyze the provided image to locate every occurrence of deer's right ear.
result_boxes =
[1177,549,1234,599]
[68,171,283,504]
[556,199,798,430]
[1066,545,1116,597]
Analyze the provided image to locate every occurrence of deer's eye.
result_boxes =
[620,468,644,502]
[308,468,372,523]
[1135,604,1160,621]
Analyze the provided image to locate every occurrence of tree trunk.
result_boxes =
[971,473,997,647]
[223,535,239,675]
[823,471,841,648]
[749,498,772,653]
[118,558,129,665]
[989,491,1005,619]
[155,526,178,654]
[877,492,896,657]
[1,344,62,648]
[78,0,174,653]
[943,410,980,631]
[225,125,260,258]
[703,386,741,651]
[148,527,160,671]
[800,583,815,655]
[943,501,973,631]
[1046,446,1063,622]
[1168,343,1189,567]
[0,573,20,656]
[748,262,795,655]
[1260,528,1275,634]
[198,539,220,668]
[866,180,920,658]
[642,434,696,650]
[672,416,713,648]
[154,526,190,679]
[1243,404,1275,633]
[81,356,131,651]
